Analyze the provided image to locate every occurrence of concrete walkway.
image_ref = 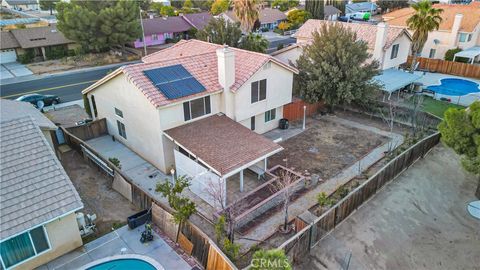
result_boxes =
[300,145,480,270]
[237,115,404,250]
[37,225,192,270]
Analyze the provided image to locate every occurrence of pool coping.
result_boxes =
[78,254,165,270]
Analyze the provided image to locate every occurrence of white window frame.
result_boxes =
[390,44,399,59]
[264,108,276,122]
[114,107,123,118]
[429,48,436,59]
[0,226,51,270]
[117,120,127,139]
[251,79,267,104]
[183,96,211,122]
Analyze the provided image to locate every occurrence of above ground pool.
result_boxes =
[427,78,480,96]
[87,258,157,270]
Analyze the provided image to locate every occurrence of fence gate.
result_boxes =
[81,145,114,176]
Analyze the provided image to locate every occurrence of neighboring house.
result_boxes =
[219,8,287,30]
[134,12,212,49]
[0,31,20,64]
[346,2,378,16]
[151,0,170,6]
[0,105,83,270]
[0,24,77,63]
[383,1,480,60]
[82,39,297,204]
[0,99,58,149]
[2,0,39,11]
[272,19,412,70]
[324,5,341,21]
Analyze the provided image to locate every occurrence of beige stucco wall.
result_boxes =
[87,74,166,172]
[13,212,82,270]
[234,61,292,123]
[382,33,411,70]
[415,23,480,60]
[238,106,284,134]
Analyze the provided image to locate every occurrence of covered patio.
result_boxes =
[164,114,283,209]
[453,46,480,64]
[374,68,422,100]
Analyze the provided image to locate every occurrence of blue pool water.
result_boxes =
[87,259,156,270]
[427,78,480,96]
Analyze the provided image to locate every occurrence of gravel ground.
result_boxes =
[300,145,480,270]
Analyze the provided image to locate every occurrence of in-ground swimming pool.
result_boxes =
[427,78,480,96]
[86,258,157,270]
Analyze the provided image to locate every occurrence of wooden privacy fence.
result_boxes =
[65,118,108,141]
[61,124,237,270]
[278,132,441,264]
[283,98,324,122]
[407,56,480,78]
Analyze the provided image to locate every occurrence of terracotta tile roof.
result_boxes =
[0,31,20,50]
[223,8,286,24]
[85,39,297,108]
[295,19,407,50]
[165,114,283,176]
[383,2,480,32]
[10,24,73,49]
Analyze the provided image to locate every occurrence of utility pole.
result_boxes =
[139,7,147,56]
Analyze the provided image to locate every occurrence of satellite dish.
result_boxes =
[36,100,45,110]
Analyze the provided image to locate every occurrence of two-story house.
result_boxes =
[82,39,297,205]
[383,1,480,61]
[273,20,412,70]
[219,8,287,30]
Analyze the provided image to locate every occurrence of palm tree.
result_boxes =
[406,0,443,71]
[233,0,259,32]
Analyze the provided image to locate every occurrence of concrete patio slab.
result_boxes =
[36,225,192,270]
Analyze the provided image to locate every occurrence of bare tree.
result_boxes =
[205,178,246,242]
[409,93,425,136]
[379,98,398,152]
[269,167,296,232]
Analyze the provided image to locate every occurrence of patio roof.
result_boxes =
[164,114,283,177]
[454,46,480,63]
[374,68,422,94]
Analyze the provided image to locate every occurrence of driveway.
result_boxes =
[300,145,480,270]
[1,62,33,79]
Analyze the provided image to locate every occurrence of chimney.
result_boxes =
[450,13,463,46]
[216,45,235,118]
[373,22,388,63]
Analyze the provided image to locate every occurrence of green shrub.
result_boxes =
[18,49,34,64]
[45,45,68,60]
[214,215,226,243]
[337,186,349,198]
[444,48,462,61]
[317,192,332,207]
[108,157,121,169]
[223,238,241,262]
[277,43,285,50]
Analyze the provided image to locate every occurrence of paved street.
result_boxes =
[300,145,480,270]
[0,63,133,103]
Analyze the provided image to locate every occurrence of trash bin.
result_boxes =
[279,118,289,129]
[127,209,151,229]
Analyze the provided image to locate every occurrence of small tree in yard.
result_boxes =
[296,23,381,112]
[251,249,292,270]
[270,169,296,233]
[108,157,122,169]
[156,175,196,239]
[239,33,269,53]
[197,18,243,47]
[438,101,480,198]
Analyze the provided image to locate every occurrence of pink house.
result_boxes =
[135,12,212,48]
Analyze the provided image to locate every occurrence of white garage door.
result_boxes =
[0,49,17,64]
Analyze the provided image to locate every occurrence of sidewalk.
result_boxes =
[237,115,404,250]
[0,61,139,85]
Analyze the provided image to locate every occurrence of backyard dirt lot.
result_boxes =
[61,150,139,240]
[269,115,388,179]
[300,145,480,270]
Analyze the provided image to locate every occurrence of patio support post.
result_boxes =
[302,105,306,130]
[240,170,244,192]
[264,158,268,171]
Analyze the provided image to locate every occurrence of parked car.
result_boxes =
[16,94,60,108]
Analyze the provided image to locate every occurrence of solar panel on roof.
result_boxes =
[143,64,206,100]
